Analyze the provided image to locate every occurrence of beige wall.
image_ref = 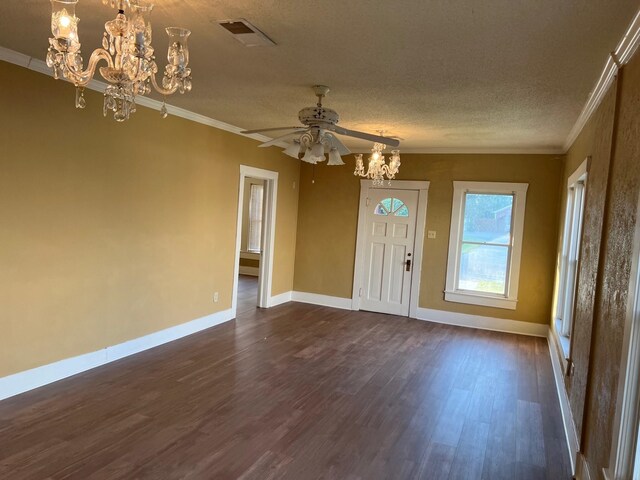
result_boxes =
[294,153,563,324]
[553,49,640,479]
[0,61,300,377]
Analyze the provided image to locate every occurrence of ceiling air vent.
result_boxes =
[217,19,276,47]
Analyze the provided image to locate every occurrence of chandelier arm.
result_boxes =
[66,48,114,86]
[150,71,179,96]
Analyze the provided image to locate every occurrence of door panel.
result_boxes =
[388,244,407,304]
[372,222,387,237]
[392,223,408,238]
[360,189,419,316]
[367,242,386,301]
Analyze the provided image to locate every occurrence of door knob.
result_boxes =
[405,259,412,272]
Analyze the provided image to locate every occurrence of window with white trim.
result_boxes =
[247,184,264,253]
[554,159,587,355]
[445,181,528,310]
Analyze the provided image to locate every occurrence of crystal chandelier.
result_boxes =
[283,129,346,166]
[47,0,193,122]
[354,138,401,186]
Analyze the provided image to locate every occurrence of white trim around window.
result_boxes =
[247,183,264,253]
[553,158,588,358]
[444,181,529,310]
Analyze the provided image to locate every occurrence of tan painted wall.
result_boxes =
[0,61,300,378]
[294,153,563,324]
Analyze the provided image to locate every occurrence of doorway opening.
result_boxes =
[352,180,430,317]
[232,166,278,317]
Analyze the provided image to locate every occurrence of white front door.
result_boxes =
[359,189,419,316]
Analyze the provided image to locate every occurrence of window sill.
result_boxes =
[444,290,517,310]
[554,319,571,359]
[550,324,570,375]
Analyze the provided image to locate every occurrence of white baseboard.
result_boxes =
[239,266,259,276]
[0,308,234,401]
[414,307,548,337]
[269,291,292,307]
[548,327,579,476]
[291,291,353,310]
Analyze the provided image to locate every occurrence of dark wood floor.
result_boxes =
[0,276,571,479]
[236,274,259,316]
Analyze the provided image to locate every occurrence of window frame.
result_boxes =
[444,181,529,310]
[374,197,410,217]
[247,183,264,253]
[553,158,588,357]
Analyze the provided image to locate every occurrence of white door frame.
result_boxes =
[232,165,278,314]
[352,179,430,318]
[606,191,640,480]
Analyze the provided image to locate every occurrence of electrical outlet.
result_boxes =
[213,292,219,303]
[428,230,437,239]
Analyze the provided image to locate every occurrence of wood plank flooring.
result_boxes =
[0,277,571,479]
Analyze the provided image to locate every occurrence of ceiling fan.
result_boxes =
[241,85,401,165]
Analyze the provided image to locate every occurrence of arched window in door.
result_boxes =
[374,197,409,217]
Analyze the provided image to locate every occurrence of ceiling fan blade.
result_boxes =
[259,131,304,148]
[241,127,306,135]
[325,133,351,156]
[330,126,401,147]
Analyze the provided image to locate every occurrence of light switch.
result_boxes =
[427,231,437,239]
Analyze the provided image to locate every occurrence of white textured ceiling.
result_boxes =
[0,0,638,151]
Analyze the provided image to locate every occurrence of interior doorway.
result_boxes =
[352,180,430,317]
[232,166,278,316]
[237,177,264,314]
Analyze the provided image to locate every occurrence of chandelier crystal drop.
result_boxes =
[354,138,401,187]
[46,0,193,122]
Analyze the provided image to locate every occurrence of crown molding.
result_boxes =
[0,45,273,145]
[350,147,565,155]
[0,47,30,68]
[563,9,640,152]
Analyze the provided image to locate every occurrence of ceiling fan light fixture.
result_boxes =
[311,142,325,159]
[283,141,300,158]
[327,147,345,166]
[302,148,316,164]
[243,86,403,174]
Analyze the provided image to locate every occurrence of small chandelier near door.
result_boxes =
[354,137,401,187]
[47,0,193,122]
